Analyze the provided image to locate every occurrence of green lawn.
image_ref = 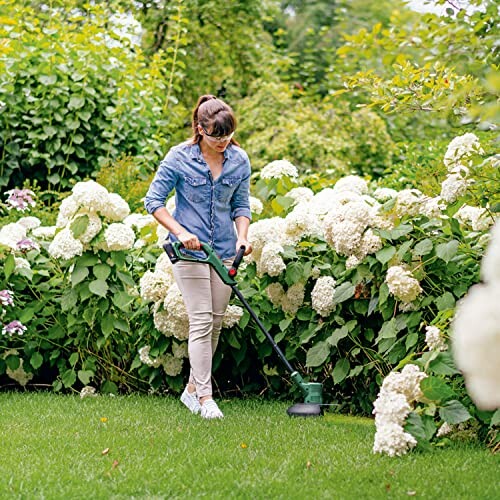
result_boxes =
[0,393,497,499]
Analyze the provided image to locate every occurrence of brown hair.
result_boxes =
[189,94,239,146]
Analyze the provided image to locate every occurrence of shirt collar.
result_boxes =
[191,142,233,163]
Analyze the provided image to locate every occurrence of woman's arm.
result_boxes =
[235,215,252,255]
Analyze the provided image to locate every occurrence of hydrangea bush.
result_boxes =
[0,133,497,454]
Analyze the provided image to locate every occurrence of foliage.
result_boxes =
[333,1,499,123]
[0,1,185,190]
[237,80,396,178]
[95,156,154,214]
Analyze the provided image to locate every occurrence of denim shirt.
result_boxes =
[144,141,252,260]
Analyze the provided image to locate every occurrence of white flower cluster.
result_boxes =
[385,266,422,304]
[138,345,184,376]
[80,386,97,399]
[249,196,264,215]
[425,325,447,352]
[373,364,427,457]
[311,276,337,317]
[260,159,298,180]
[395,189,443,220]
[222,305,244,328]
[454,205,492,232]
[265,282,304,315]
[48,181,134,260]
[452,220,500,410]
[0,222,26,250]
[443,133,484,168]
[285,187,314,206]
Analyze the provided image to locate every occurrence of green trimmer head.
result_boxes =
[163,241,325,417]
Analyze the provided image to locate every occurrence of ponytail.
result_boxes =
[189,94,239,146]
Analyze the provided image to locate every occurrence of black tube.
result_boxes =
[231,286,295,375]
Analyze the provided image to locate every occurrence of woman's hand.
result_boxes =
[236,238,252,256]
[177,230,200,250]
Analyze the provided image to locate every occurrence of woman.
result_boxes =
[144,95,252,419]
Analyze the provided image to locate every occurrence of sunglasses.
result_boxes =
[200,126,234,143]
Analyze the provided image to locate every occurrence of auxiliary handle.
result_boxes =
[162,241,237,286]
[228,245,246,278]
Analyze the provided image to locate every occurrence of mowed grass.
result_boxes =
[0,393,498,499]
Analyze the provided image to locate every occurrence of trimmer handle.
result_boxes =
[228,246,246,278]
[162,240,238,286]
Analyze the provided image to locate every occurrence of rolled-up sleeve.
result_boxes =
[144,151,177,214]
[230,159,252,221]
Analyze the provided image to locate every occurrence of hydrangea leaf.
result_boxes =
[306,340,330,367]
[89,279,108,297]
[439,400,472,424]
[333,358,350,384]
[435,240,459,263]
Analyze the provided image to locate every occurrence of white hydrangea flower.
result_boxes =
[80,386,97,399]
[421,196,445,219]
[265,282,285,306]
[481,220,500,283]
[172,341,188,359]
[281,283,305,316]
[385,266,422,303]
[156,224,170,247]
[155,252,175,281]
[102,223,135,251]
[373,187,398,202]
[71,180,110,212]
[323,200,371,257]
[48,227,84,260]
[443,133,484,168]
[17,216,41,231]
[345,255,360,270]
[222,305,244,328]
[440,174,468,203]
[452,282,500,410]
[373,389,412,426]
[249,196,264,215]
[163,283,189,340]
[381,364,427,403]
[311,276,337,317]
[139,345,161,367]
[161,353,183,376]
[436,422,453,437]
[285,187,314,205]
[139,270,172,303]
[257,242,286,277]
[333,175,368,195]
[166,196,176,213]
[373,421,417,457]
[123,213,156,230]
[0,222,27,249]
[395,189,425,218]
[356,229,383,260]
[454,205,493,232]
[100,193,130,221]
[153,302,173,336]
[14,257,31,272]
[284,203,323,244]
[31,225,57,240]
[76,212,103,244]
[425,325,447,352]
[260,159,298,180]
[56,195,80,228]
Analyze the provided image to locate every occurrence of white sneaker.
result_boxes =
[200,399,224,419]
[180,386,201,414]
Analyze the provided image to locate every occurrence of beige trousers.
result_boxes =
[172,259,233,398]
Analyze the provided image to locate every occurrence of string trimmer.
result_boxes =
[163,241,324,417]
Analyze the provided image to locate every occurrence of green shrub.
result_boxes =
[0,2,184,190]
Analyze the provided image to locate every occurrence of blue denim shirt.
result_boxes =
[144,141,252,260]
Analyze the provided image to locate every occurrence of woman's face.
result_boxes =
[198,124,233,153]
